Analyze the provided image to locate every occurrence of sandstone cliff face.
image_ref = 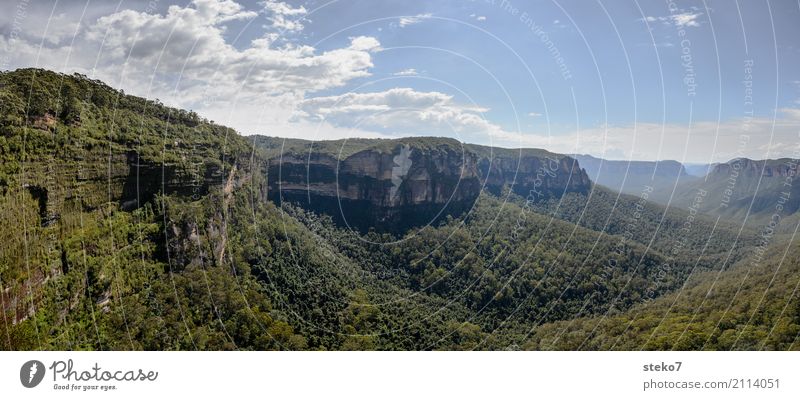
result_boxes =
[12,150,225,225]
[265,140,591,232]
[709,158,797,179]
[478,153,592,198]
[120,151,224,210]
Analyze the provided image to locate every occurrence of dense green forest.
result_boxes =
[1,69,797,350]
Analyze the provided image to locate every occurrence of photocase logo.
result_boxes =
[20,360,45,388]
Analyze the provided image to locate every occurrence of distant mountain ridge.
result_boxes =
[570,153,798,227]
[655,157,799,226]
[572,154,697,196]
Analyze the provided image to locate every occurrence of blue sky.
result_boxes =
[2,0,799,162]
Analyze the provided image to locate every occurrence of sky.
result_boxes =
[1,0,799,163]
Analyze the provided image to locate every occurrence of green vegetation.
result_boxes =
[525,239,800,350]
[254,135,466,159]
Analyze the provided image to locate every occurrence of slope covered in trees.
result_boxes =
[525,237,800,350]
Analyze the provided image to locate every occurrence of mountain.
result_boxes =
[651,158,799,228]
[572,154,698,196]
[255,136,591,232]
[0,68,296,350]
[0,68,794,350]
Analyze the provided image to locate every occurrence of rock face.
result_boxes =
[13,150,226,228]
[263,138,591,232]
[475,147,592,198]
[708,158,797,179]
[120,151,224,210]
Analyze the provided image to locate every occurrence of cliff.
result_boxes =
[708,158,797,179]
[257,137,591,232]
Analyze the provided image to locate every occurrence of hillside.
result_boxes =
[525,238,800,350]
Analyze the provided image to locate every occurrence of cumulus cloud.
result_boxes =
[261,0,307,32]
[84,0,379,96]
[294,88,498,138]
[4,0,795,163]
[79,1,380,107]
[347,36,382,52]
[1,0,382,133]
[197,0,258,22]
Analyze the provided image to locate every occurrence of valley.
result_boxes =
[0,69,797,350]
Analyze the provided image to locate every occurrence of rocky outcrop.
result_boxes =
[265,138,591,232]
[120,151,224,210]
[476,149,592,198]
[9,150,227,228]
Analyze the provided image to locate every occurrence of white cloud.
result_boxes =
[4,0,795,164]
[294,88,498,139]
[641,12,704,28]
[671,12,702,27]
[196,0,258,22]
[261,0,307,32]
[82,2,380,99]
[348,36,382,52]
[393,68,418,76]
[398,13,432,27]
[0,0,383,135]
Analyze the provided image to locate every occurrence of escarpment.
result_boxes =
[260,137,592,232]
[708,158,798,179]
[120,150,226,210]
